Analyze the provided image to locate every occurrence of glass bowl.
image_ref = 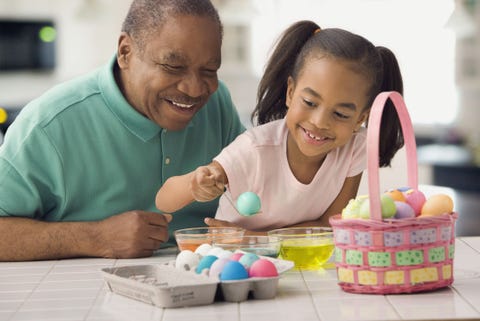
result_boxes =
[174,226,245,252]
[212,235,281,258]
[268,227,334,270]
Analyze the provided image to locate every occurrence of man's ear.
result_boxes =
[117,32,133,69]
[286,76,295,108]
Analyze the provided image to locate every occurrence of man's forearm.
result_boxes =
[0,217,102,261]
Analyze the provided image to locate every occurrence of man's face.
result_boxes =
[117,15,221,131]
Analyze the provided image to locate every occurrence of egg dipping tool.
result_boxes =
[223,191,262,216]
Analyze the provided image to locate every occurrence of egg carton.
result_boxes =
[101,255,293,308]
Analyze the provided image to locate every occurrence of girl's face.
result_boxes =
[285,57,370,163]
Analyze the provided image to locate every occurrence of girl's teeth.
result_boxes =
[306,130,322,141]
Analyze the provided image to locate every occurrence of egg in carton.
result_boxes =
[101,245,294,308]
[173,244,294,303]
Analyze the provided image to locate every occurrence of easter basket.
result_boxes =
[329,91,458,294]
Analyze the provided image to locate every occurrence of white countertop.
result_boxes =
[1,237,479,321]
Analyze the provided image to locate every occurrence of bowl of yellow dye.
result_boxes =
[268,227,334,270]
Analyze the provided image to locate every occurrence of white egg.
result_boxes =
[217,249,233,259]
[175,250,200,271]
[194,243,213,256]
[207,246,224,257]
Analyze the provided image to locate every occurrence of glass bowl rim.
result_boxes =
[174,226,245,236]
[267,226,333,237]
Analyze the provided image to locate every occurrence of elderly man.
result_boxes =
[0,0,244,261]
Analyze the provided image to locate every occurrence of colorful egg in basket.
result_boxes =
[329,91,458,294]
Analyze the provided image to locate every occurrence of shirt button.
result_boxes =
[165,157,171,165]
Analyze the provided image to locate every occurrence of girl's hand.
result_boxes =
[191,162,226,202]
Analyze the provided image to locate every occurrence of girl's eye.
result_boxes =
[302,98,316,107]
[334,111,350,119]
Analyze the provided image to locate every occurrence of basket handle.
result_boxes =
[367,91,418,221]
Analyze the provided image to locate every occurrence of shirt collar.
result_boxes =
[99,55,162,142]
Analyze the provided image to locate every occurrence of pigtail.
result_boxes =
[376,46,404,167]
[251,20,320,125]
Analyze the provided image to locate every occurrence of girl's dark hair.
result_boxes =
[252,20,404,167]
[122,0,222,50]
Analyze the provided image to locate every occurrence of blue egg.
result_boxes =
[236,192,261,216]
[238,252,259,268]
[195,255,218,274]
[219,260,249,281]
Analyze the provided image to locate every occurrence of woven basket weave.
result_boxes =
[329,91,457,294]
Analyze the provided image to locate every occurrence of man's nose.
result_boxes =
[177,72,207,98]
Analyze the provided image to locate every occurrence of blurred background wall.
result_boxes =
[1,0,479,194]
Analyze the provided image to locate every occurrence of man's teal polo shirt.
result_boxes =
[0,56,245,241]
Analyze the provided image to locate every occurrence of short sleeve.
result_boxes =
[213,132,257,199]
[0,125,62,219]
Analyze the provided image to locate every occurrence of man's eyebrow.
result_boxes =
[160,52,188,63]
[303,87,357,111]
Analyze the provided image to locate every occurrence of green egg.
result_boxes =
[236,192,261,216]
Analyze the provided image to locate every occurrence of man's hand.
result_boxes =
[95,211,172,258]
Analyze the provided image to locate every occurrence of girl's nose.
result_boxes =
[312,108,331,129]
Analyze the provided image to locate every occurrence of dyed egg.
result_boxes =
[216,249,234,259]
[195,243,213,256]
[236,192,261,216]
[394,201,415,219]
[249,259,278,278]
[238,252,260,269]
[206,246,224,257]
[230,252,244,261]
[175,250,199,271]
[385,189,406,202]
[359,194,396,219]
[209,258,230,278]
[342,195,368,219]
[420,194,454,217]
[403,189,426,216]
[195,255,218,274]
[219,260,249,281]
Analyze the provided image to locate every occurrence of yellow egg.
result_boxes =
[420,194,454,216]
[385,189,406,202]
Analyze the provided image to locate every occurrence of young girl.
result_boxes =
[156,20,404,231]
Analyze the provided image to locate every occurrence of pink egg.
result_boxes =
[230,252,244,261]
[394,201,415,219]
[249,259,278,277]
[403,189,426,216]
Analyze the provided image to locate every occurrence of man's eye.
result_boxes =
[161,64,184,72]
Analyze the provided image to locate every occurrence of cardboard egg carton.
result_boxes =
[101,255,294,308]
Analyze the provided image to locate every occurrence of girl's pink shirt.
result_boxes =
[214,119,366,231]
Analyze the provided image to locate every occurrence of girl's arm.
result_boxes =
[291,173,363,227]
[155,161,228,213]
